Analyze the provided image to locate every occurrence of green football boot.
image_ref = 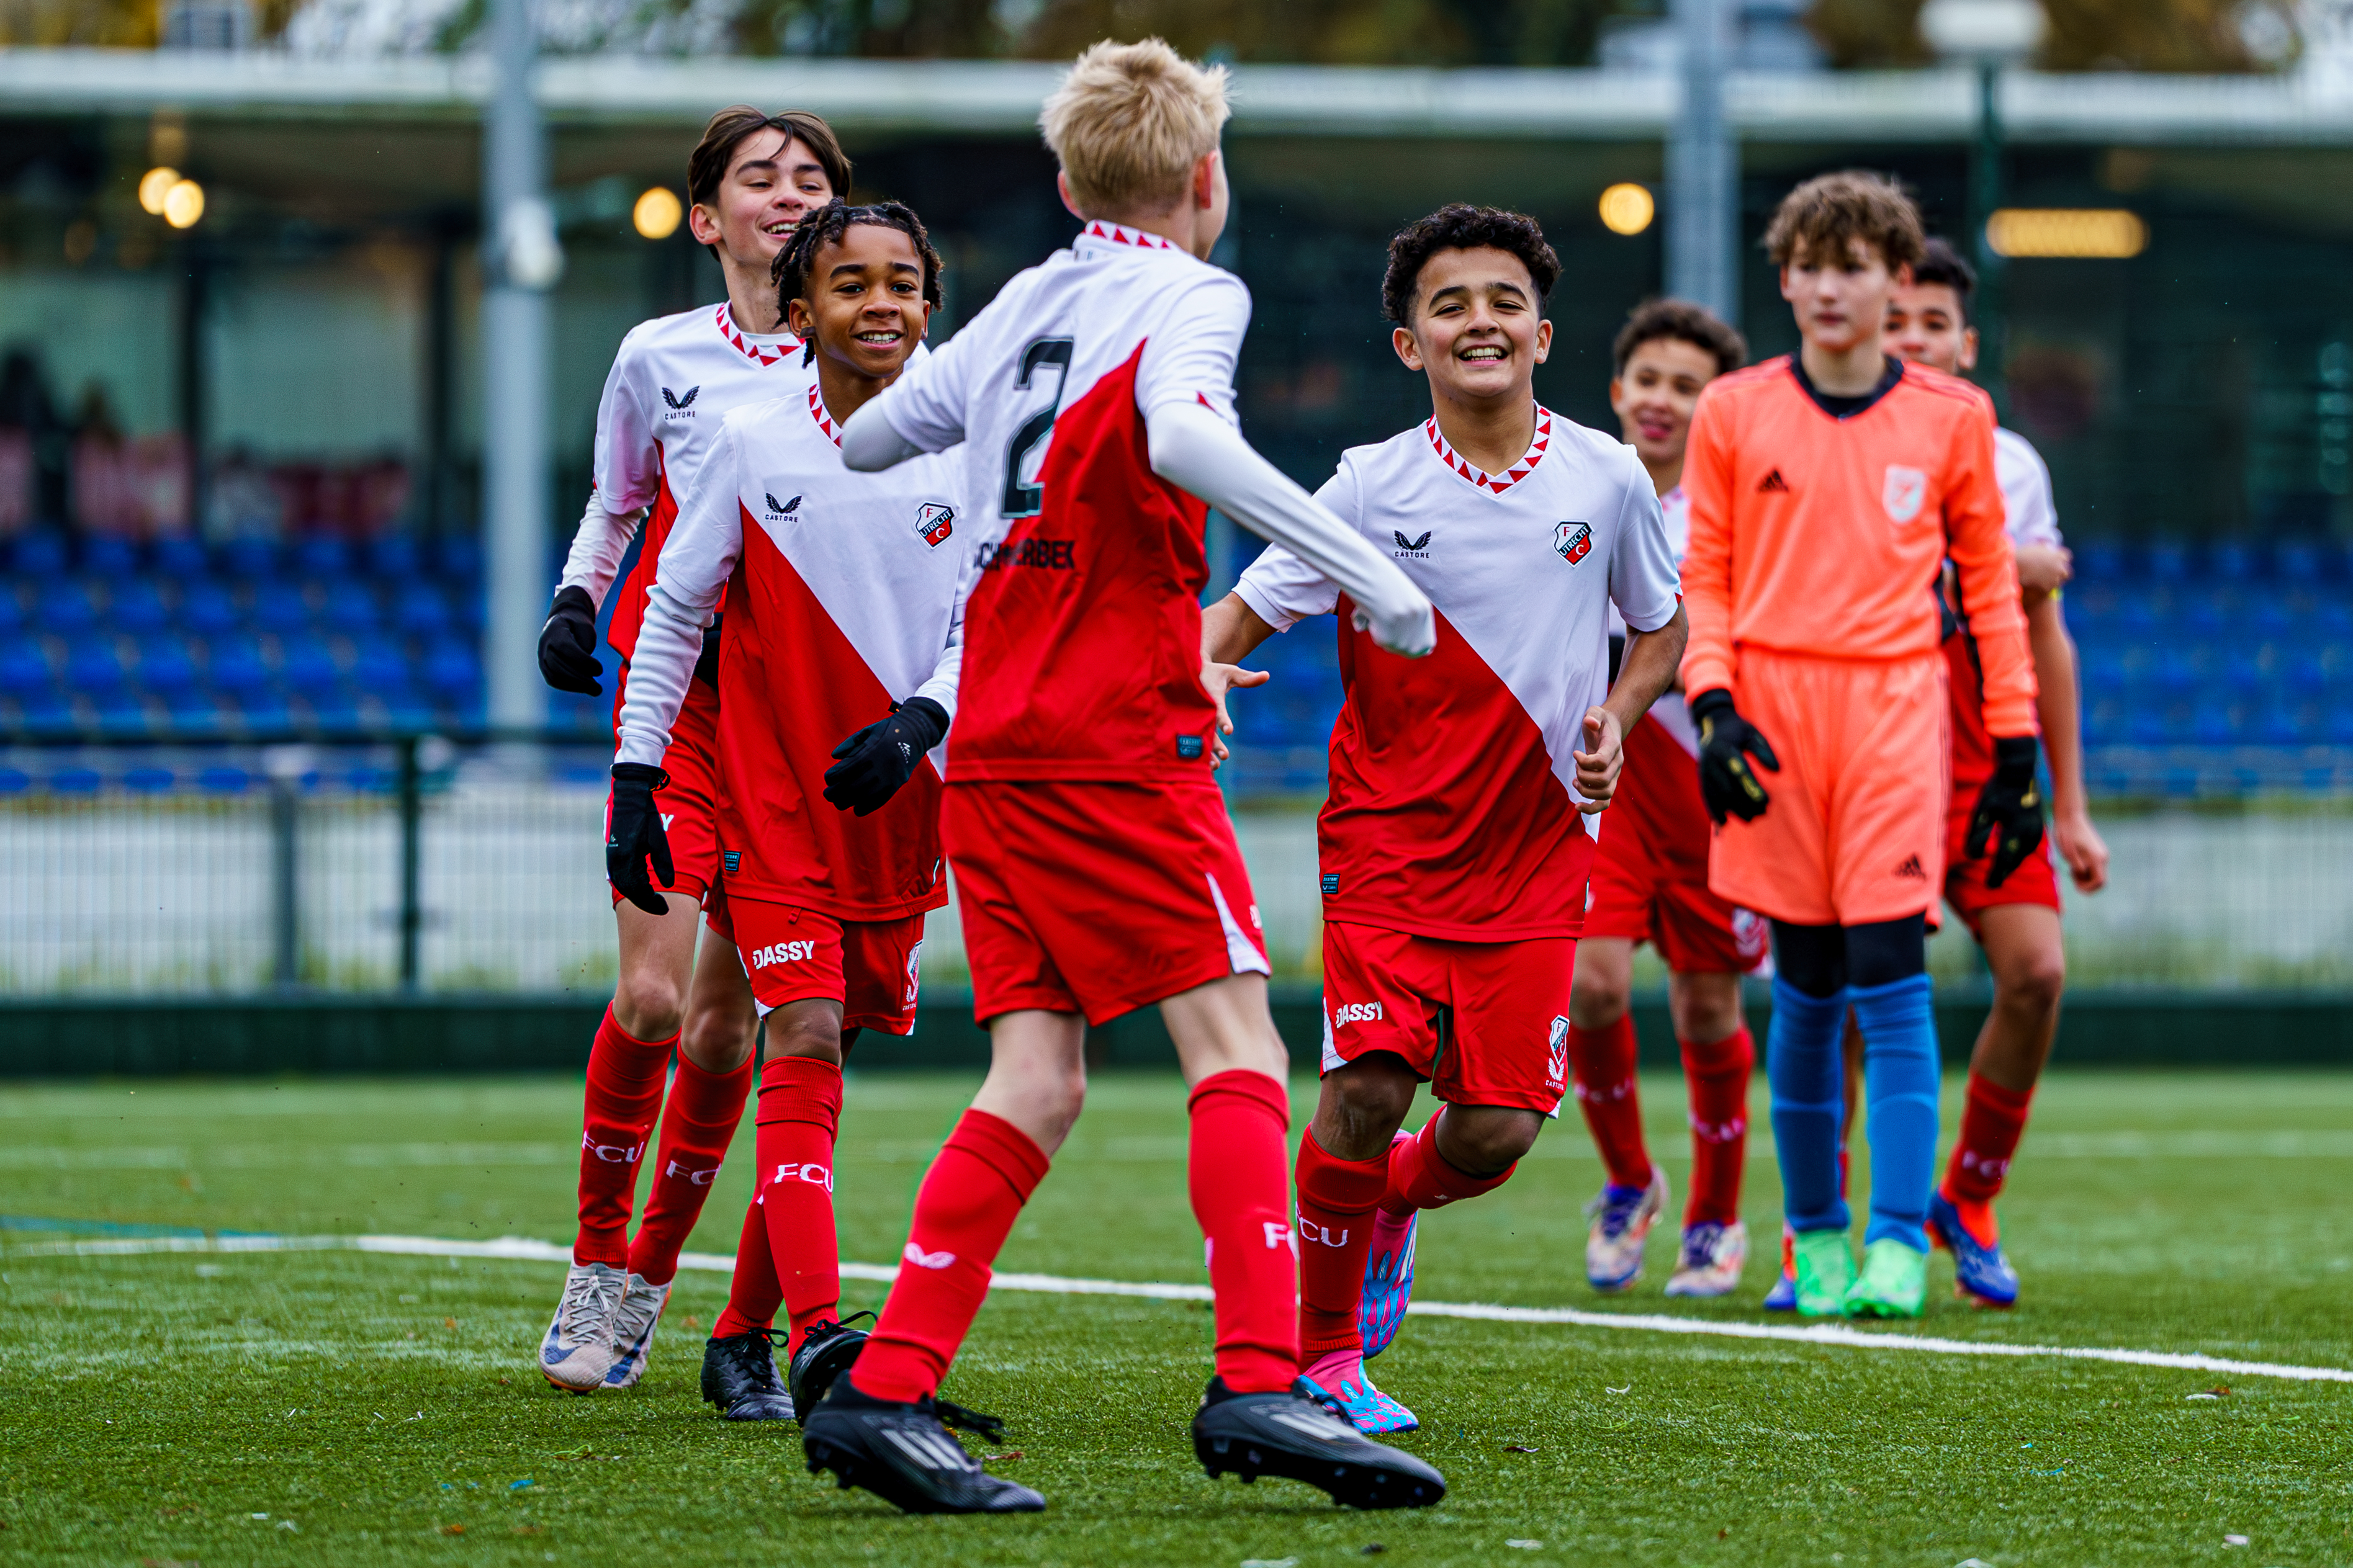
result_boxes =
[1790,1229,1856,1317]
[1842,1238,1928,1319]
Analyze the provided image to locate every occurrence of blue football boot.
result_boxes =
[1927,1188,2020,1308]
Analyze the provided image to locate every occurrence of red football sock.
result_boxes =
[1188,1070,1298,1392]
[1681,1026,1754,1226]
[1566,1015,1653,1191]
[574,1005,674,1267]
[1945,1072,2035,1206]
[711,1197,780,1340]
[852,1109,1050,1404]
[1380,1110,1515,1216]
[627,1052,754,1286]
[1293,1130,1388,1365]
[751,1055,845,1356]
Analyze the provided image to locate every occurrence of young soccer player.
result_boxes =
[822,39,1445,1515]
[1565,298,1760,1299]
[1680,172,2040,1320]
[604,200,969,1423]
[1204,207,1686,1434]
[1882,237,2108,1304]
[533,107,848,1392]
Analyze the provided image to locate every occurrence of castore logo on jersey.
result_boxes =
[661,386,700,416]
[1392,530,1432,557]
[765,493,801,519]
[1553,521,1594,564]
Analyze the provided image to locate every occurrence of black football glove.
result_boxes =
[823,696,949,817]
[606,762,674,915]
[538,585,604,696]
[1689,688,1780,825]
[1966,734,2045,889]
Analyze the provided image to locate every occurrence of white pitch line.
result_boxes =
[13,1228,2352,1386]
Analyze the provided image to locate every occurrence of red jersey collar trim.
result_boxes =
[808,383,840,447]
[714,303,799,367]
[1081,219,1177,251]
[1425,405,1552,493]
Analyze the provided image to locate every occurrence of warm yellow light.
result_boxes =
[162,178,205,230]
[138,166,180,215]
[633,186,683,241]
[1598,182,1655,236]
[1985,208,2147,259]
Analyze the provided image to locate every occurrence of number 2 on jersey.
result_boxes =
[1001,336,1074,519]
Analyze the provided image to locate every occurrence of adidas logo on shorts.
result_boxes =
[1893,854,1927,880]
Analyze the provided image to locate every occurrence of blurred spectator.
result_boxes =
[70,386,138,537]
[205,447,284,544]
[268,455,413,540]
[0,347,68,531]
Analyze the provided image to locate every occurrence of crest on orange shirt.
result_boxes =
[1883,465,1927,524]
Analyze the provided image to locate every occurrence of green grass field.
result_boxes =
[3,1067,2351,1566]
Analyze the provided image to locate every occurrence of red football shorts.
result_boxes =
[606,665,724,908]
[943,777,1271,1027]
[1941,794,2062,937]
[1319,921,1575,1117]
[718,890,925,1036]
[1585,714,1768,974]
[1708,647,1949,926]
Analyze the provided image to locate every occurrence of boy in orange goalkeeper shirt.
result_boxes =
[1679,172,2041,1317]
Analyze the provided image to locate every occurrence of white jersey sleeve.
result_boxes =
[590,328,664,514]
[557,492,641,607]
[1993,426,2062,550]
[911,584,964,722]
[1231,469,1352,630]
[1608,451,1682,635]
[614,422,742,769]
[867,307,987,456]
[1135,273,1249,421]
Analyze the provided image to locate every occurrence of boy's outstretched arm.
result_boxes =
[1149,401,1433,658]
[1578,604,1688,812]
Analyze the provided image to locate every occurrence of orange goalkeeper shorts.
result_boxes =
[1706,647,1949,928]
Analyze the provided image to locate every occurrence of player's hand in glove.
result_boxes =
[1966,734,2045,889]
[824,696,949,817]
[606,762,674,915]
[539,586,604,696]
[1689,688,1780,825]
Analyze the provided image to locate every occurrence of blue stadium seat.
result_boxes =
[279,632,343,699]
[2076,542,2123,581]
[10,532,66,576]
[179,581,240,635]
[2209,542,2257,581]
[295,537,352,577]
[367,535,421,578]
[124,766,174,793]
[393,585,451,637]
[64,634,128,696]
[421,638,482,705]
[83,536,138,577]
[322,578,382,630]
[137,634,199,696]
[205,634,272,701]
[545,689,605,734]
[231,693,292,733]
[350,636,414,694]
[48,766,100,792]
[163,687,228,734]
[223,538,279,578]
[253,582,313,634]
[2190,691,2244,745]
[108,578,168,630]
[198,766,250,792]
[304,692,362,732]
[154,536,207,578]
[92,688,150,736]
[17,686,73,728]
[0,589,21,634]
[438,536,482,579]
[35,581,97,635]
[2148,544,2189,581]
[0,634,48,696]
[2180,589,2226,634]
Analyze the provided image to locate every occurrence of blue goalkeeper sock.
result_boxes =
[1766,977,1850,1235]
[1851,973,1941,1252]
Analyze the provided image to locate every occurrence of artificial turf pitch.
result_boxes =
[2,1070,2349,1566]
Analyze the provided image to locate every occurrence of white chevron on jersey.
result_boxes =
[1239,406,1681,807]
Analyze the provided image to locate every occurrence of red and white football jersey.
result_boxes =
[562,303,811,657]
[1236,407,1683,941]
[615,384,967,922]
[867,220,1249,781]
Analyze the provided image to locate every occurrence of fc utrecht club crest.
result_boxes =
[915,503,955,547]
[1547,1015,1570,1083]
[1883,465,1927,524]
[1553,521,1593,564]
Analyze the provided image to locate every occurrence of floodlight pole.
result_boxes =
[482,0,558,733]
[1971,60,2010,417]
[1667,0,1740,326]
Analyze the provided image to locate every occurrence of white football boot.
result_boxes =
[1664,1218,1749,1299]
[1583,1169,1669,1292]
[539,1260,626,1393]
[602,1273,671,1390]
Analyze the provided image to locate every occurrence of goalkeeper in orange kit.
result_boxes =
[1678,172,2040,1318]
